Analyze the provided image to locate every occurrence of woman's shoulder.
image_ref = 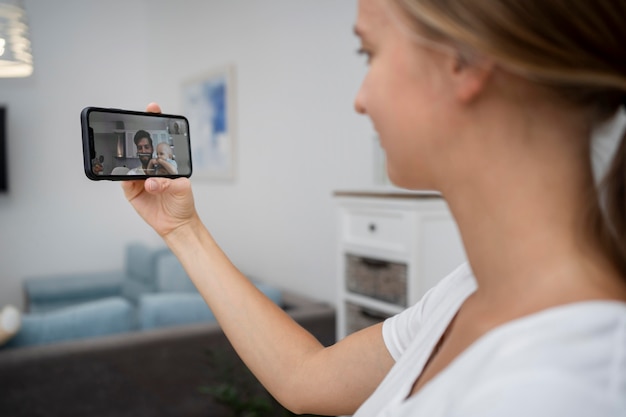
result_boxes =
[449,301,626,414]
[382,262,476,360]
[411,262,477,318]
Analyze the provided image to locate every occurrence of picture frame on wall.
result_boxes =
[182,64,236,180]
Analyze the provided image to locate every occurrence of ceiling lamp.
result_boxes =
[0,0,33,77]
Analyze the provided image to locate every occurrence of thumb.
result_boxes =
[144,177,191,194]
[144,178,168,193]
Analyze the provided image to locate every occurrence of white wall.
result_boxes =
[6,1,620,312]
[0,0,377,310]
[141,0,382,301]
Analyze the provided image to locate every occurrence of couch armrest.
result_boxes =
[23,271,125,313]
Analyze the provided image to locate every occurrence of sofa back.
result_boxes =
[155,252,196,293]
[122,243,172,303]
[141,252,284,330]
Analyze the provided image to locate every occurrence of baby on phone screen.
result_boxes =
[148,142,178,175]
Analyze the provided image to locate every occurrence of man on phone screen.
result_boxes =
[127,130,154,175]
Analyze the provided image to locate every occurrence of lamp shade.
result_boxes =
[0,0,33,77]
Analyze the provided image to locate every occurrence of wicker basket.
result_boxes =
[345,254,407,306]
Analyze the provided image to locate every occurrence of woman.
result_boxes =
[123,0,626,415]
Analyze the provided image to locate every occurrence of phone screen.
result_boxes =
[81,107,192,180]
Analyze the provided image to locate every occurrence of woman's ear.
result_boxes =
[451,53,495,103]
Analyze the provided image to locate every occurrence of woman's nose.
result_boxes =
[354,83,367,115]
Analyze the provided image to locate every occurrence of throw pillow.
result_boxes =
[0,305,22,346]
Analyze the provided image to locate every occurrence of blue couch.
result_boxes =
[23,242,171,313]
[7,242,282,349]
[0,290,335,416]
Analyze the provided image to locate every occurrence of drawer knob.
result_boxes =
[368,223,377,233]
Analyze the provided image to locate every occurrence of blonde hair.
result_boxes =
[393,0,626,273]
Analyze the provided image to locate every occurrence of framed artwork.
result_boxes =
[182,64,236,180]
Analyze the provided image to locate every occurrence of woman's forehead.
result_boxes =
[356,0,393,36]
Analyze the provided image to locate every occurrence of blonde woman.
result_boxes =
[123,0,626,415]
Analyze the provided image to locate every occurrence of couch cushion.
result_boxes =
[122,243,172,303]
[121,279,155,305]
[3,297,135,348]
[125,242,171,285]
[155,253,195,293]
[138,293,214,330]
[24,271,124,313]
[154,253,284,309]
[138,283,284,330]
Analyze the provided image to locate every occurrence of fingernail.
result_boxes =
[146,179,157,192]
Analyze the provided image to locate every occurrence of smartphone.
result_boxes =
[81,107,192,180]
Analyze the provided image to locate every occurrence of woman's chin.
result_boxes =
[387,171,435,191]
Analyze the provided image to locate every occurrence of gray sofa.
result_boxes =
[0,291,336,417]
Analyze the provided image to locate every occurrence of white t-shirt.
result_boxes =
[354,263,626,417]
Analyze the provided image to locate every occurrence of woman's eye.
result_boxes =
[356,48,372,64]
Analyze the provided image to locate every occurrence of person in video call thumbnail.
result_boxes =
[127,130,154,175]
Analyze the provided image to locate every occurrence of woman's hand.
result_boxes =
[122,176,197,237]
[121,103,198,237]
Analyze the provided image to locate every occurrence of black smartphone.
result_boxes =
[81,107,192,180]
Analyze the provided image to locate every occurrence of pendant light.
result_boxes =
[0,0,33,77]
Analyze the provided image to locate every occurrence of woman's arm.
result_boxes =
[121,106,394,414]
[165,216,394,415]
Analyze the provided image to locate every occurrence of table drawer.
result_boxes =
[343,208,411,251]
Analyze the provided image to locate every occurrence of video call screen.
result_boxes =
[85,109,192,177]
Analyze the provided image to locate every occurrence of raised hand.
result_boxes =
[121,103,198,237]
[121,176,197,238]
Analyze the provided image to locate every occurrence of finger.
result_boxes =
[146,102,162,113]
[121,180,145,200]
